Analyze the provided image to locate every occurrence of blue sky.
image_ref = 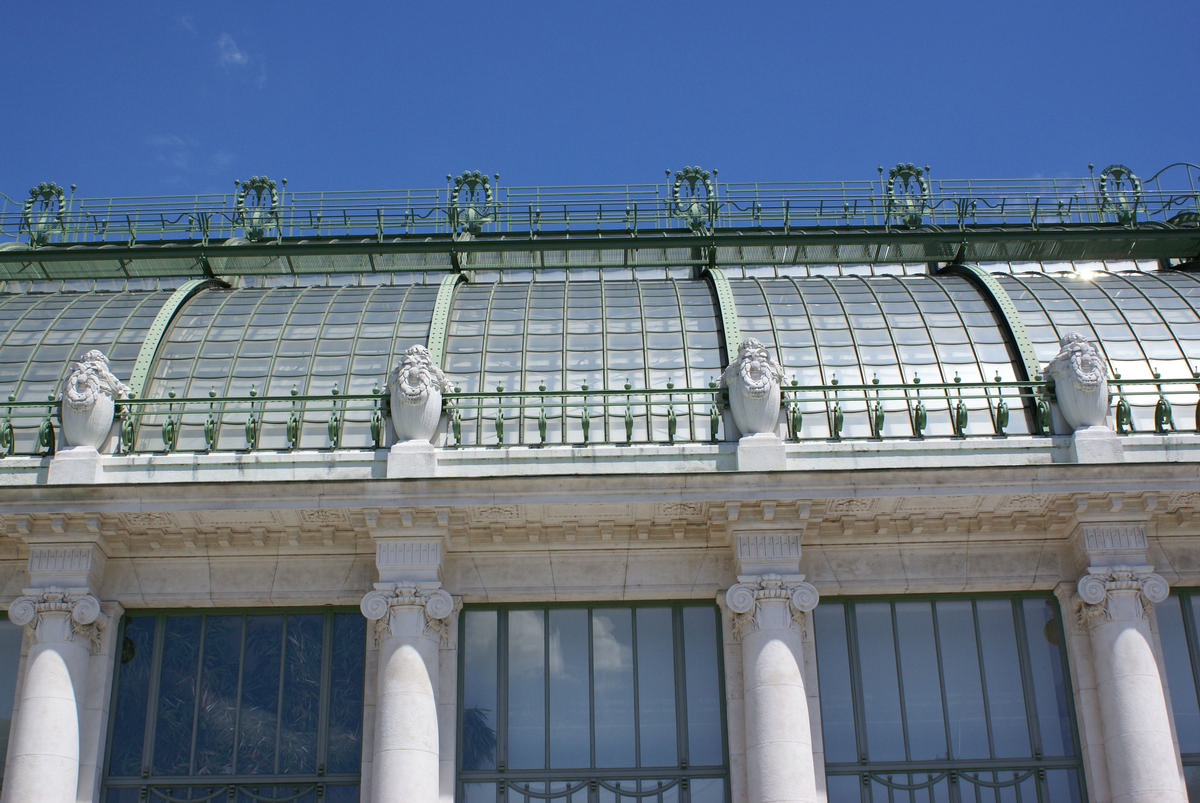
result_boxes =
[3,1,1197,199]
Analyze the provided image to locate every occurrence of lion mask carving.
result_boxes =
[721,338,785,399]
[388,345,453,406]
[1045,332,1106,393]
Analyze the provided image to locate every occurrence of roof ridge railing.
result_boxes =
[2,163,1197,248]
[2,376,1197,457]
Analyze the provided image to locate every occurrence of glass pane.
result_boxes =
[238,615,283,774]
[279,614,324,774]
[1020,598,1075,757]
[975,600,1031,758]
[325,613,365,774]
[195,616,242,776]
[636,608,678,767]
[593,608,635,768]
[508,610,547,769]
[855,602,905,761]
[682,606,723,767]
[813,604,857,763]
[894,602,946,761]
[463,611,499,771]
[549,609,590,768]
[1162,596,1200,753]
[934,601,990,759]
[108,617,156,776]
[153,616,202,775]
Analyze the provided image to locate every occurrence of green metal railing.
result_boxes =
[3,376,1199,458]
[2,164,1197,249]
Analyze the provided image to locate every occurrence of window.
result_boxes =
[459,603,729,802]
[814,597,1084,802]
[103,611,365,803]
[1155,590,1200,799]
[0,616,22,792]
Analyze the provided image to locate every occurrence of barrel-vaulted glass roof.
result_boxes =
[1,261,1199,451]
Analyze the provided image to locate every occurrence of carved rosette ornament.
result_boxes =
[726,574,819,639]
[388,345,454,443]
[1076,566,1169,625]
[8,587,107,652]
[360,583,455,645]
[1044,331,1109,431]
[61,349,130,450]
[721,338,786,436]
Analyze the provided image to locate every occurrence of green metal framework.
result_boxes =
[701,267,741,360]
[127,278,226,398]
[429,272,469,367]
[937,262,1043,383]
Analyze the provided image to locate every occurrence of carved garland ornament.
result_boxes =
[8,587,107,653]
[726,573,819,640]
[387,344,455,443]
[360,583,456,645]
[721,337,786,436]
[1076,566,1168,625]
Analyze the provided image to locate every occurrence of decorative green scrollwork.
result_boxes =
[665,381,677,443]
[21,182,68,247]
[1195,368,1200,433]
[670,166,717,233]
[537,384,548,445]
[449,171,498,236]
[494,384,505,445]
[1098,164,1142,226]
[829,376,843,441]
[327,384,343,448]
[993,374,1009,436]
[952,373,968,437]
[370,383,385,449]
[161,390,180,453]
[235,176,282,242]
[884,163,931,227]
[286,385,301,451]
[451,386,463,446]
[786,379,802,440]
[912,375,926,438]
[1154,372,1175,433]
[120,393,138,453]
[38,395,56,455]
[869,374,884,439]
[0,394,14,457]
[1113,373,1133,434]
[245,386,261,450]
[204,388,219,452]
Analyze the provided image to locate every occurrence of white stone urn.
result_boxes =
[1044,331,1110,431]
[721,338,786,436]
[388,345,453,443]
[61,350,130,450]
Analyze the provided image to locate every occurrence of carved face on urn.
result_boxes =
[388,345,453,443]
[721,338,786,437]
[1044,332,1110,431]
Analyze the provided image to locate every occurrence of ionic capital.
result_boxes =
[360,582,456,645]
[725,573,819,639]
[1075,565,1169,625]
[7,587,107,653]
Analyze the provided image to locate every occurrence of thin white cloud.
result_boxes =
[178,15,195,34]
[216,34,250,70]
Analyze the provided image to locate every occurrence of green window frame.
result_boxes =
[458,601,730,802]
[814,595,1085,802]
[102,609,365,803]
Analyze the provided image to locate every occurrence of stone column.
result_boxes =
[1073,565,1186,803]
[726,573,820,803]
[361,583,454,803]
[1,588,106,803]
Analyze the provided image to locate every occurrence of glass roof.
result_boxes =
[2,261,1199,449]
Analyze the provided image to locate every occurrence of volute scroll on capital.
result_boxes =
[360,582,456,644]
[725,574,819,638]
[7,587,108,652]
[1076,566,1169,623]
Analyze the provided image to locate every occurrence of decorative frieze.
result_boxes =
[1080,524,1148,555]
[375,539,443,583]
[7,587,107,652]
[726,573,819,639]
[360,583,456,645]
[1076,566,1169,624]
